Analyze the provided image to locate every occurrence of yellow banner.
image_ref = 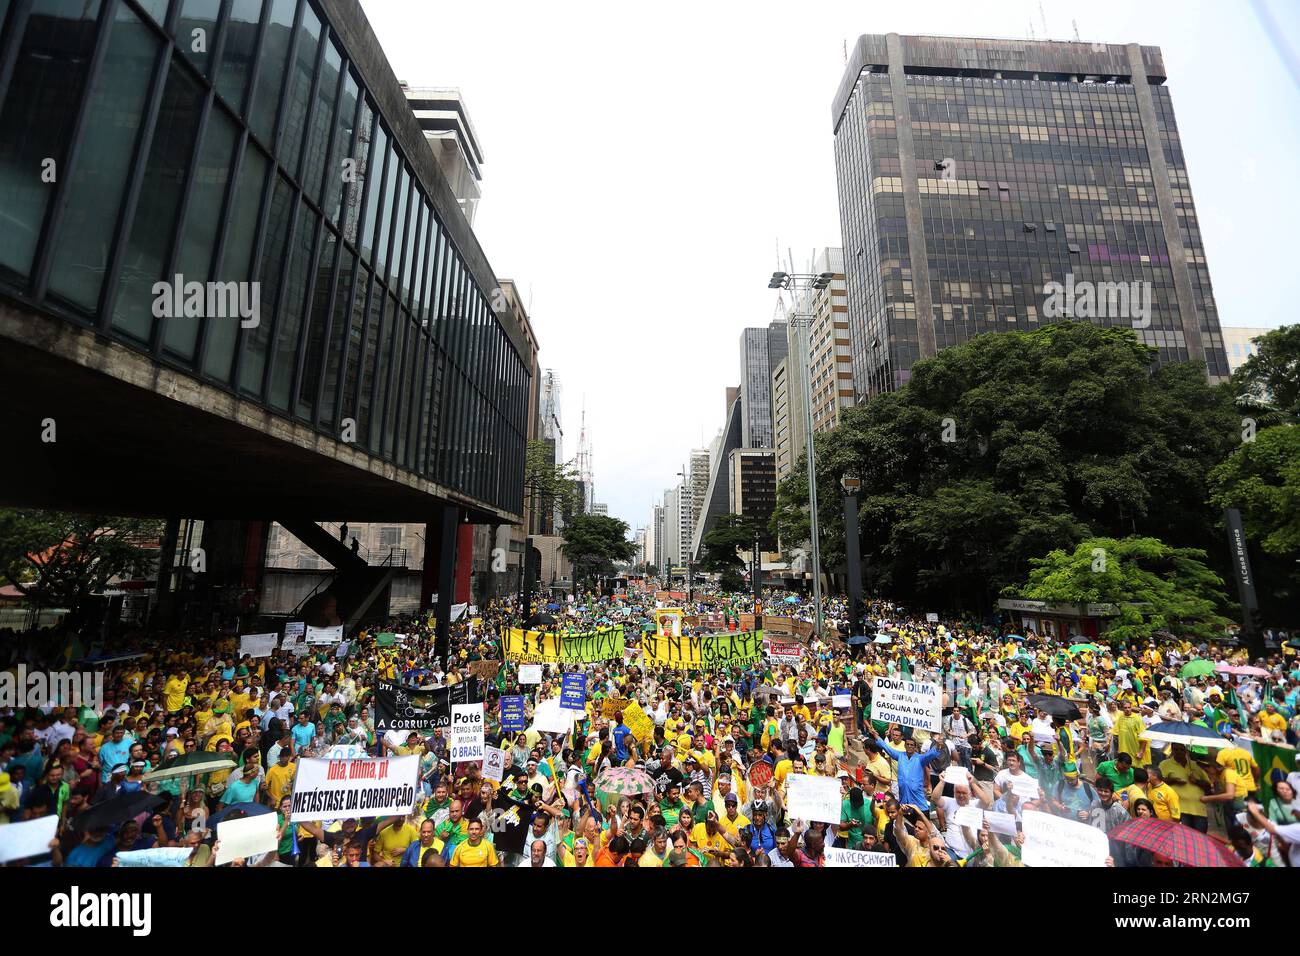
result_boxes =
[641,630,764,668]
[622,701,656,743]
[502,626,625,663]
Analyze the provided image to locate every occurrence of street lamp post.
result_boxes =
[841,475,863,642]
[767,271,833,641]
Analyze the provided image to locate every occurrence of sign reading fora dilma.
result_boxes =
[870,675,942,732]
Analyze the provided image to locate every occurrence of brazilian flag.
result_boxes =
[1252,741,1297,807]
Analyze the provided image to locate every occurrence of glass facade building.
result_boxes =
[0,0,529,516]
[833,35,1230,398]
[738,320,787,449]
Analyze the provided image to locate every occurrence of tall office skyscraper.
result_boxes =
[832,35,1229,398]
[739,321,788,447]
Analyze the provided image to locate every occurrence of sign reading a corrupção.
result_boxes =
[870,676,942,732]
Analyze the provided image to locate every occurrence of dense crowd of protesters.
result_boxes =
[1,585,1297,868]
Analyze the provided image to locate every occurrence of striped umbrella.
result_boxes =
[594,767,656,797]
[1109,818,1243,867]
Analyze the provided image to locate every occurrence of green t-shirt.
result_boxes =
[841,797,871,848]
[1096,760,1134,791]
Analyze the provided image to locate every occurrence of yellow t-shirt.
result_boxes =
[163,676,189,713]
[690,823,729,856]
[1158,757,1208,817]
[1008,721,1034,742]
[773,758,793,787]
[1216,747,1258,796]
[1147,782,1181,821]
[264,763,296,803]
[718,811,750,840]
[450,838,498,867]
[375,822,419,864]
[1260,712,1287,734]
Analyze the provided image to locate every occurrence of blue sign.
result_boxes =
[500,695,527,733]
[560,673,587,711]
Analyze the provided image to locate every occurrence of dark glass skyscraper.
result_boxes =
[832,35,1229,398]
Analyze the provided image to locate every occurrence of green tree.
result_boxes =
[524,440,580,526]
[560,514,637,593]
[774,324,1239,612]
[698,514,755,576]
[1231,324,1300,423]
[1004,536,1232,644]
[0,510,163,620]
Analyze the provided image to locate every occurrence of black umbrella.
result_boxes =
[1027,693,1082,720]
[74,790,163,833]
[525,612,557,628]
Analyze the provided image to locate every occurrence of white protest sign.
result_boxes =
[529,696,577,734]
[832,694,852,709]
[289,755,420,822]
[871,676,942,732]
[926,613,939,623]
[322,743,370,761]
[1021,810,1109,867]
[951,803,985,831]
[483,746,508,782]
[1007,773,1042,801]
[239,633,278,658]
[985,810,1018,836]
[450,603,469,622]
[215,811,279,864]
[0,813,57,863]
[942,765,973,787]
[449,703,486,762]
[306,624,343,645]
[824,845,897,867]
[519,664,543,685]
[785,773,842,826]
[283,621,306,642]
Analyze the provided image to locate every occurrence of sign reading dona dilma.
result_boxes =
[870,676,942,732]
[289,755,419,822]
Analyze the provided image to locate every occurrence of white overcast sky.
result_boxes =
[359,0,1300,533]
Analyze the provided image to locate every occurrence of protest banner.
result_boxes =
[748,761,773,788]
[0,814,57,864]
[785,773,842,825]
[622,700,655,743]
[376,632,397,647]
[654,608,683,638]
[450,602,469,622]
[984,811,1018,836]
[215,812,278,864]
[1021,810,1109,867]
[289,755,420,822]
[641,630,763,668]
[1007,773,1042,801]
[500,695,527,733]
[483,746,508,782]
[601,696,631,718]
[951,803,985,831]
[530,696,578,734]
[832,691,852,710]
[322,742,370,760]
[239,633,278,658]
[306,624,343,645]
[502,626,625,663]
[468,660,501,681]
[926,612,939,623]
[449,703,486,762]
[283,621,306,643]
[824,846,898,867]
[870,675,942,732]
[560,673,587,710]
[518,664,542,685]
[372,679,479,732]
[764,639,804,666]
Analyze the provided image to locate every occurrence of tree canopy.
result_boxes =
[560,513,637,591]
[1231,324,1300,423]
[0,510,162,618]
[774,323,1239,612]
[1003,536,1233,644]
